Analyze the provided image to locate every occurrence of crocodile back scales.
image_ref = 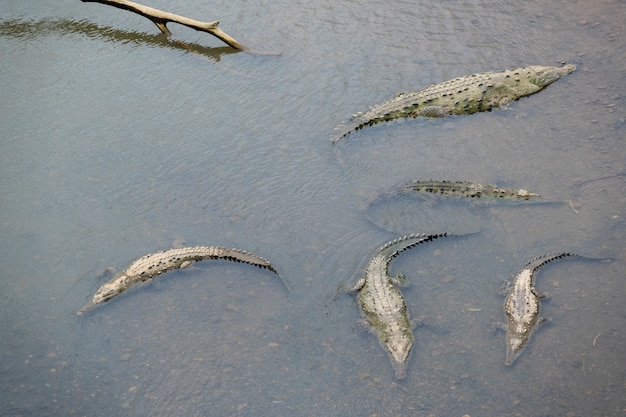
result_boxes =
[397,180,540,200]
[356,233,448,379]
[79,246,279,314]
[502,252,577,365]
[124,246,276,277]
[332,64,576,142]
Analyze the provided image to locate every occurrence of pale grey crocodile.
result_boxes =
[78,245,280,314]
[332,64,576,142]
[350,233,447,379]
[497,252,577,365]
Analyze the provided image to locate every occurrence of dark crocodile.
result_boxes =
[350,233,447,379]
[382,180,541,201]
[497,252,577,365]
[78,245,280,314]
[332,64,576,142]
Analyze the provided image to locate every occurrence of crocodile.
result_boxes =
[497,252,577,365]
[331,64,576,142]
[350,233,447,379]
[78,245,280,314]
[382,180,541,201]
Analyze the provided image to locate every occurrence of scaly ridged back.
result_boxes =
[399,180,540,200]
[79,245,281,314]
[124,246,276,277]
[360,71,497,121]
[332,64,576,142]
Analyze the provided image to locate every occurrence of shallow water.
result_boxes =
[1,0,625,416]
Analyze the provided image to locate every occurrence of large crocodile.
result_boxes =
[497,252,577,365]
[332,64,576,142]
[350,233,447,379]
[78,245,280,314]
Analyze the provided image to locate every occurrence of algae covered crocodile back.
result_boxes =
[78,245,281,314]
[332,64,576,142]
[350,233,448,379]
[377,180,541,202]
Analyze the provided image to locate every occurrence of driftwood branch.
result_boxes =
[81,0,249,51]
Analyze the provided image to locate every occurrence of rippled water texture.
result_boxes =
[1,0,625,416]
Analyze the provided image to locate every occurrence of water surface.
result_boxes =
[1,0,625,416]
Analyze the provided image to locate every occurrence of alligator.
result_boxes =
[349,233,447,379]
[331,64,576,142]
[497,252,577,365]
[382,180,541,201]
[78,245,280,314]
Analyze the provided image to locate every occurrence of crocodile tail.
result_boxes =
[381,233,448,260]
[213,247,278,275]
[330,119,366,143]
[524,252,579,273]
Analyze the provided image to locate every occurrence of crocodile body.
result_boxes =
[500,252,576,365]
[393,180,540,200]
[350,233,447,379]
[79,246,279,314]
[332,64,576,142]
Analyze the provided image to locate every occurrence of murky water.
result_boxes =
[1,0,625,416]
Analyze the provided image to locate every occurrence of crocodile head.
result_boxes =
[504,332,529,366]
[384,333,414,380]
[77,279,123,315]
[527,64,576,88]
[92,277,126,305]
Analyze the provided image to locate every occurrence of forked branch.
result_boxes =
[81,0,249,51]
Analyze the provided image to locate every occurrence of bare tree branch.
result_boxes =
[81,0,249,51]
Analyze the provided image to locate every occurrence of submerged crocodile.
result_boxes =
[350,233,447,379]
[497,252,577,365]
[382,180,541,201]
[78,246,280,314]
[332,64,576,142]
